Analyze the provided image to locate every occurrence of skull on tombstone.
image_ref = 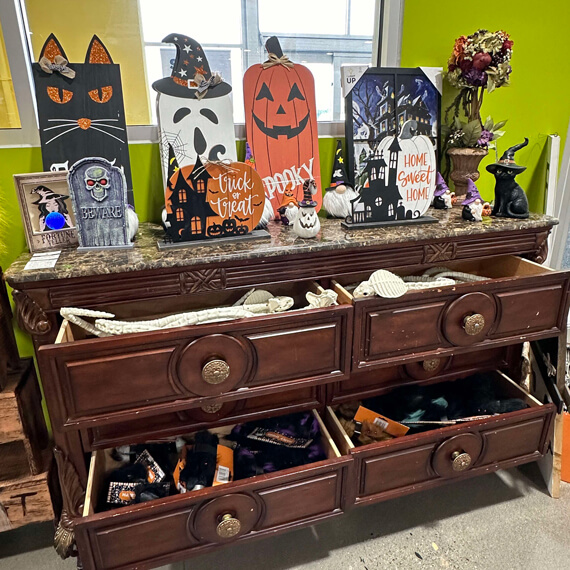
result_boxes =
[84,166,111,202]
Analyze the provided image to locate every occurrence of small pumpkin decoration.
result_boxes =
[244,36,322,214]
[482,201,492,216]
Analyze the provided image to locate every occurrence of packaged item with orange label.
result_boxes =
[354,406,410,437]
[213,444,234,486]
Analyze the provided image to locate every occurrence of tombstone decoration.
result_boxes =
[162,145,265,244]
[32,34,134,205]
[486,138,530,219]
[67,157,131,249]
[342,131,437,229]
[244,36,322,214]
[153,33,237,186]
[433,172,454,209]
[461,179,484,222]
[323,140,358,219]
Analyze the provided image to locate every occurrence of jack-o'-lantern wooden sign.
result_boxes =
[163,145,264,243]
[244,36,322,214]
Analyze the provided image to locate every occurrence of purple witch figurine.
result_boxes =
[433,172,454,210]
[461,179,484,222]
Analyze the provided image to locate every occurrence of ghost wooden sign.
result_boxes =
[153,34,237,186]
[163,147,264,243]
[68,157,131,249]
[344,133,436,228]
[32,34,133,205]
[244,36,322,214]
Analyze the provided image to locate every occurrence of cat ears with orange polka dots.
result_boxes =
[38,33,113,65]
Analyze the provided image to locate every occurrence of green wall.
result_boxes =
[401,0,570,209]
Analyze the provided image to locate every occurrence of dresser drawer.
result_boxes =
[334,256,570,371]
[325,370,555,507]
[37,283,352,431]
[75,410,351,570]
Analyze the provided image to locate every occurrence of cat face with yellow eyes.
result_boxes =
[32,34,133,204]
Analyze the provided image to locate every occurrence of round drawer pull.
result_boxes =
[463,313,485,336]
[201,402,223,414]
[216,513,241,538]
[422,358,441,372]
[202,359,231,385]
[451,450,472,472]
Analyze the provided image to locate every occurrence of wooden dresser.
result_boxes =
[5,208,569,570]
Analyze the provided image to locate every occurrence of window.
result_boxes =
[139,0,376,123]
[190,216,202,234]
[0,22,20,128]
[176,208,184,221]
[178,187,187,203]
[195,179,205,193]
[375,196,382,206]
[388,204,394,216]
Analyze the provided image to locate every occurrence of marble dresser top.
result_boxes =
[5,208,557,284]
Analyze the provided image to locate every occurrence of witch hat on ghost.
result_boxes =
[152,33,232,99]
[461,179,483,205]
[326,140,350,192]
[299,179,317,208]
[434,172,450,197]
[486,138,529,174]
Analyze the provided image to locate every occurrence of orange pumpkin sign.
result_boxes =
[244,36,322,214]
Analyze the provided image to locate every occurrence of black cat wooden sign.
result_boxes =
[67,157,131,249]
[32,34,134,205]
[162,146,264,244]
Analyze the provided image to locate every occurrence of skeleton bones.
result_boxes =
[60,296,294,337]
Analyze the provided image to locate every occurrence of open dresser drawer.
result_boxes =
[332,255,570,370]
[325,369,556,507]
[74,410,351,570]
[37,282,353,432]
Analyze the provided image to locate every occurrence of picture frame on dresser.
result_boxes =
[13,171,78,253]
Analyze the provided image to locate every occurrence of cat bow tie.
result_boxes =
[39,55,76,79]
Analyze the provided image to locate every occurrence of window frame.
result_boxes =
[0,0,404,148]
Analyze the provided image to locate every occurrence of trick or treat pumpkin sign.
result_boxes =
[244,36,322,213]
[32,34,134,206]
[344,133,436,228]
[163,146,264,243]
[153,33,237,186]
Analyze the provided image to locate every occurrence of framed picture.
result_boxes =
[14,171,78,253]
[345,67,441,189]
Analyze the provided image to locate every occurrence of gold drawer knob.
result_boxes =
[216,513,241,538]
[202,359,230,385]
[422,358,441,372]
[451,450,472,472]
[463,313,485,336]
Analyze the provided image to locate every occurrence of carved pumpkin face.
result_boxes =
[244,38,322,214]
[482,201,492,216]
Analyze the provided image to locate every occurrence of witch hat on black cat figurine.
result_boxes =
[486,138,529,219]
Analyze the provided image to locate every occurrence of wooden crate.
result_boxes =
[0,452,55,532]
[0,359,48,477]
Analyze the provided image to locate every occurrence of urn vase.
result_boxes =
[447,148,488,197]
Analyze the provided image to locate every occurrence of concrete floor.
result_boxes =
[1,464,569,570]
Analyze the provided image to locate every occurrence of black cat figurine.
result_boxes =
[486,138,529,219]
[32,34,134,205]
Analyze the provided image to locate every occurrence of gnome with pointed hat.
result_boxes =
[461,179,484,222]
[277,187,299,226]
[323,140,358,218]
[153,33,237,186]
[293,179,320,238]
[486,138,529,219]
[433,173,454,210]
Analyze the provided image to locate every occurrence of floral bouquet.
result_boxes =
[444,29,513,151]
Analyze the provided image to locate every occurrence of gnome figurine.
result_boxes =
[277,188,299,226]
[486,138,530,219]
[152,33,237,186]
[461,179,484,222]
[433,172,454,210]
[323,140,358,218]
[293,180,320,238]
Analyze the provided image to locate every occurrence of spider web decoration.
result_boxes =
[160,130,190,171]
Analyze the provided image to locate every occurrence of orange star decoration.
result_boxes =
[194,65,206,75]
[184,60,189,66]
